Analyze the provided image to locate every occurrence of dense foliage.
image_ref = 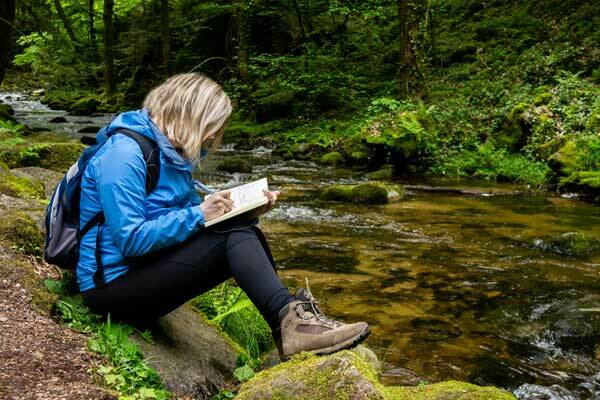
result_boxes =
[1,0,599,194]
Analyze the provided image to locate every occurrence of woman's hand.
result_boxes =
[263,189,281,211]
[200,190,233,221]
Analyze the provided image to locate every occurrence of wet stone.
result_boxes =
[77,126,101,134]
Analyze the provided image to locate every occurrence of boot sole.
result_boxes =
[278,325,372,361]
[312,325,371,357]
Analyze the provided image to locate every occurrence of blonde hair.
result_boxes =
[143,73,232,163]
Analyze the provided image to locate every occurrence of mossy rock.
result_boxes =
[290,142,313,159]
[0,103,16,123]
[384,381,516,400]
[0,142,85,172]
[496,102,530,151]
[237,350,383,400]
[560,171,600,195]
[0,168,46,200]
[42,90,79,111]
[216,157,253,173]
[11,167,64,198]
[70,96,101,115]
[320,151,345,166]
[256,91,297,122]
[321,183,390,205]
[549,140,578,174]
[237,349,515,400]
[0,211,44,256]
[342,135,370,165]
[533,232,596,257]
[366,165,394,180]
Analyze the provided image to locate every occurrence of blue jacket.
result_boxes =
[77,109,205,291]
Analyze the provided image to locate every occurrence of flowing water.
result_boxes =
[2,92,600,399]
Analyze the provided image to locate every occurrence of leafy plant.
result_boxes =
[53,290,169,399]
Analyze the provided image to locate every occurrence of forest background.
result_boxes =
[0,0,599,197]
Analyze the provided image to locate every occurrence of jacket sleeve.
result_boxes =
[93,137,205,258]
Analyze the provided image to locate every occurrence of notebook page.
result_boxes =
[229,178,268,209]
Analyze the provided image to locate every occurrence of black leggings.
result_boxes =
[82,223,293,332]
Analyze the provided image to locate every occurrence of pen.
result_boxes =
[193,179,215,194]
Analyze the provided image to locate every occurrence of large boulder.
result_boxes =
[0,142,85,172]
[320,151,346,166]
[131,305,239,399]
[0,167,46,200]
[237,347,515,400]
[11,167,64,198]
[216,157,253,173]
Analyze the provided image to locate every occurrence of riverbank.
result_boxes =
[1,94,600,398]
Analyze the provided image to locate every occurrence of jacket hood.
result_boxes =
[97,108,193,171]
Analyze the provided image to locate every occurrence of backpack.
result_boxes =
[44,129,160,287]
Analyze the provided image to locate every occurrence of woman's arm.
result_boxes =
[93,137,205,258]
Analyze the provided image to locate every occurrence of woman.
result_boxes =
[77,73,369,359]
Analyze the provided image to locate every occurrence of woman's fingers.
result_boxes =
[263,189,281,207]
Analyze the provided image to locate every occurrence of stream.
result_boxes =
[2,91,600,399]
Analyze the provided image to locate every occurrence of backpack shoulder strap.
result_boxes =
[116,129,161,195]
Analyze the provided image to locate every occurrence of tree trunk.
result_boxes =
[160,0,170,76]
[397,0,421,97]
[53,0,78,45]
[291,0,306,40]
[0,0,16,85]
[103,0,115,94]
[88,0,97,54]
[235,2,248,83]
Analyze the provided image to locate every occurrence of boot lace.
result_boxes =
[295,278,343,327]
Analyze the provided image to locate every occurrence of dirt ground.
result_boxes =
[0,252,115,400]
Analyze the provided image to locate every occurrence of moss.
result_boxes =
[560,171,600,194]
[0,142,85,172]
[496,102,530,151]
[290,142,313,158]
[0,168,46,199]
[366,165,394,180]
[341,135,370,165]
[320,151,345,166]
[534,232,595,257]
[216,157,253,173]
[237,350,382,400]
[549,140,578,173]
[256,91,297,122]
[533,92,553,106]
[237,350,515,400]
[0,103,16,123]
[384,381,516,400]
[70,96,101,115]
[321,183,389,205]
[0,211,44,256]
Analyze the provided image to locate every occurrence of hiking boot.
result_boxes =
[275,279,370,360]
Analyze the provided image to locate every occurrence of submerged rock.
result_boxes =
[216,157,253,173]
[238,348,515,400]
[533,232,595,257]
[77,126,100,134]
[321,182,403,205]
[49,116,67,123]
[132,305,239,399]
